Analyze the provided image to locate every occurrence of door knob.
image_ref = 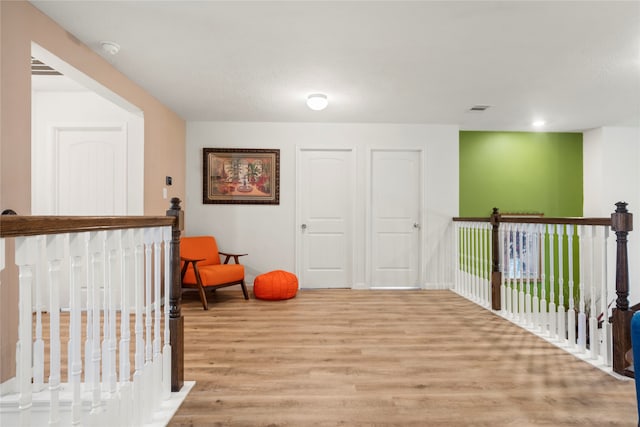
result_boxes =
[301,224,307,230]
[413,223,420,229]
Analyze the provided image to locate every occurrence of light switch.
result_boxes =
[163,187,168,199]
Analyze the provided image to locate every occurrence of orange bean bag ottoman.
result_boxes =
[253,270,298,301]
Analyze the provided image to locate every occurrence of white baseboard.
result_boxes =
[0,378,15,397]
[422,282,454,290]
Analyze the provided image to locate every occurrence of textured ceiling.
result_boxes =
[30,1,640,132]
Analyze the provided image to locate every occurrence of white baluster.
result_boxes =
[524,224,532,326]
[531,224,540,330]
[68,233,86,425]
[464,224,470,298]
[499,223,507,316]
[15,236,37,427]
[548,224,557,339]
[567,225,576,349]
[465,224,471,297]
[162,226,172,399]
[454,223,459,293]
[33,236,46,393]
[486,223,492,307]
[473,224,479,301]
[557,225,566,345]
[469,223,474,299]
[510,224,518,319]
[478,224,484,305]
[153,227,163,407]
[132,228,145,426]
[104,231,120,396]
[539,224,548,335]
[482,223,487,304]
[46,234,65,427]
[142,228,155,421]
[518,224,525,322]
[88,231,106,418]
[119,229,134,426]
[589,226,598,360]
[459,225,465,295]
[600,227,611,366]
[577,225,587,353]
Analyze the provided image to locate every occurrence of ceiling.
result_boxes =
[30,1,640,132]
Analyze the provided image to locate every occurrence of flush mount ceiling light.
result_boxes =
[532,119,546,128]
[306,93,328,111]
[100,41,121,55]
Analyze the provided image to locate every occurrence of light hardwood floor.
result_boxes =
[168,289,637,427]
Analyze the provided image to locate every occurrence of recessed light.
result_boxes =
[306,93,328,111]
[532,119,546,128]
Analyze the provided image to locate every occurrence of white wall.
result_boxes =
[583,126,640,305]
[186,122,459,288]
[31,84,144,215]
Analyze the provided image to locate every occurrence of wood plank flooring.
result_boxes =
[169,289,637,426]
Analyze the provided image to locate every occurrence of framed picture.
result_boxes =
[502,213,543,280]
[203,148,280,205]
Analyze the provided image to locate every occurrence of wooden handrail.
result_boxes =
[453,215,611,226]
[0,215,175,238]
[452,217,491,222]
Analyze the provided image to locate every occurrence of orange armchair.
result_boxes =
[180,236,249,310]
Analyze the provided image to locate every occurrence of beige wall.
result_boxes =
[0,1,186,382]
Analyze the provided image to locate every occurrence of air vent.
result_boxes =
[31,57,62,76]
[469,105,491,112]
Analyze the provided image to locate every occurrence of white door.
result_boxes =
[298,149,354,288]
[370,149,422,288]
[56,125,127,215]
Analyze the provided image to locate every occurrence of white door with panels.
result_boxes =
[56,124,128,215]
[298,148,354,288]
[369,149,422,288]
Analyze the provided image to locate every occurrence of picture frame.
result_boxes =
[202,148,280,205]
[502,213,543,281]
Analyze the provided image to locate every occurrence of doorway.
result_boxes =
[368,149,423,288]
[31,43,144,216]
[297,148,355,288]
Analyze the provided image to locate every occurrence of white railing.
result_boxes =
[452,208,632,374]
[0,216,177,426]
[455,221,492,308]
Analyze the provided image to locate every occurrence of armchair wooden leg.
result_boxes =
[241,280,249,300]
[192,262,209,310]
[197,285,209,310]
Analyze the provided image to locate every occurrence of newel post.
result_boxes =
[611,201,633,376]
[167,197,184,391]
[490,208,502,311]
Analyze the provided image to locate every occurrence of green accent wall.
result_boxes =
[460,131,583,217]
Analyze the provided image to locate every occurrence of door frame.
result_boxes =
[365,147,426,289]
[31,43,145,215]
[295,146,357,288]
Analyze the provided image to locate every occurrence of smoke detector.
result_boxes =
[100,41,121,55]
